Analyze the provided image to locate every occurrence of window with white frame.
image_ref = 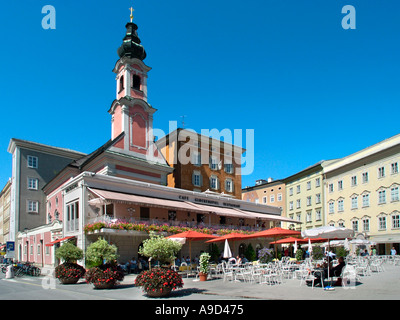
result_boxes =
[351,176,357,186]
[28,177,38,190]
[306,211,312,222]
[210,175,219,190]
[224,162,234,174]
[362,172,369,183]
[225,178,234,193]
[270,194,275,203]
[192,171,202,187]
[315,209,321,221]
[66,201,79,232]
[27,200,39,213]
[391,162,399,174]
[289,188,293,196]
[362,218,370,232]
[306,196,312,206]
[192,151,201,166]
[378,216,387,230]
[315,193,321,204]
[329,183,334,193]
[392,214,400,229]
[307,181,311,190]
[289,201,294,210]
[362,194,370,207]
[296,199,301,209]
[378,166,385,178]
[351,196,358,209]
[329,201,334,214]
[378,190,386,204]
[296,185,301,193]
[209,156,218,170]
[277,193,282,201]
[391,186,399,202]
[352,220,358,232]
[315,178,320,187]
[263,196,267,204]
[27,155,38,168]
[338,199,344,212]
[338,180,343,190]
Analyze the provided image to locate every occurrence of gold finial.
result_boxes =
[129,7,134,22]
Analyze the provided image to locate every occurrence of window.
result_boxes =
[225,179,234,193]
[351,196,358,209]
[378,166,385,178]
[224,163,234,174]
[362,218,370,232]
[270,195,275,203]
[191,151,201,166]
[210,176,219,190]
[338,180,343,190]
[262,196,267,204]
[289,201,294,210]
[209,156,218,170]
[277,193,282,202]
[27,155,38,168]
[338,199,344,212]
[27,200,39,213]
[306,196,312,206]
[362,194,370,207]
[329,201,334,214]
[378,190,386,204]
[132,75,141,90]
[28,178,38,190]
[296,185,301,193]
[296,199,301,209]
[391,187,399,202]
[315,193,321,204]
[119,75,124,91]
[351,176,357,186]
[306,211,312,222]
[192,171,202,187]
[379,216,387,230]
[315,178,320,187]
[362,172,369,183]
[392,214,400,229]
[329,183,334,193]
[352,220,358,232]
[289,188,293,196]
[392,162,399,174]
[66,201,79,232]
[315,209,321,221]
[307,181,311,190]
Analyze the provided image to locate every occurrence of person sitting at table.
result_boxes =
[307,256,345,287]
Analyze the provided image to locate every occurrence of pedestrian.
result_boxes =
[391,247,397,255]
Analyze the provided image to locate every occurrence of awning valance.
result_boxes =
[45,236,75,247]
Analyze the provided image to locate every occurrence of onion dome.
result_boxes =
[117,22,147,60]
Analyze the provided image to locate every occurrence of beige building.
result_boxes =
[284,160,337,231]
[242,178,285,228]
[323,133,400,255]
[0,179,12,244]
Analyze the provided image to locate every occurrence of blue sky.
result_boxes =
[0,0,399,190]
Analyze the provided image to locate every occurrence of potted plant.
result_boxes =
[198,252,211,281]
[138,232,183,267]
[134,267,183,297]
[84,238,124,289]
[54,241,86,284]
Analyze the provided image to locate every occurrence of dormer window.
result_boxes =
[132,75,141,90]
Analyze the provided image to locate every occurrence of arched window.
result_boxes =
[132,75,141,90]
[119,75,124,91]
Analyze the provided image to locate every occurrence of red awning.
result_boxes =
[45,236,75,247]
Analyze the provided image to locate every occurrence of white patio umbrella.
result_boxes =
[223,239,233,259]
[294,240,298,254]
[344,238,350,251]
[308,238,313,255]
[302,226,354,288]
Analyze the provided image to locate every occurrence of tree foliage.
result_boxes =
[85,238,119,268]
[138,232,182,264]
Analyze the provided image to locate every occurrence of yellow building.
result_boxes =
[242,178,285,229]
[323,133,400,255]
[284,160,337,231]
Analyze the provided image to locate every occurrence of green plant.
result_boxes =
[335,247,349,258]
[134,267,183,294]
[85,238,119,268]
[245,243,256,261]
[295,248,303,261]
[55,242,84,263]
[311,245,324,260]
[199,252,211,274]
[138,232,182,265]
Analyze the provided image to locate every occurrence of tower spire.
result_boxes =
[129,6,134,22]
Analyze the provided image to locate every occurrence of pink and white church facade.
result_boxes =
[16,17,297,271]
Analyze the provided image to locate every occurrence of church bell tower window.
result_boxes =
[132,74,141,90]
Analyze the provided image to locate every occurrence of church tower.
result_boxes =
[107,10,173,184]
